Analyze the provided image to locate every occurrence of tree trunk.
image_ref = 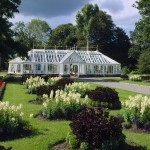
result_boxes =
[87,38,89,51]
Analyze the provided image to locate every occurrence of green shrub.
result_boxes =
[66,132,80,149]
[137,48,150,74]
[129,75,142,81]
[121,66,130,75]
[70,106,125,149]
[80,142,89,150]
[3,75,22,82]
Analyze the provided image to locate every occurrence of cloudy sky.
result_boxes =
[10,0,140,34]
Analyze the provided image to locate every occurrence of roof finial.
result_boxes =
[96,45,98,51]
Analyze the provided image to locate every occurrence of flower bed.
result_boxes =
[64,82,89,98]
[40,90,86,120]
[0,81,6,99]
[23,76,49,94]
[0,101,32,140]
[121,95,150,132]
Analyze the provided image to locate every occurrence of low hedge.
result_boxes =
[140,75,150,81]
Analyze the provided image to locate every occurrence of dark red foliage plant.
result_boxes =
[87,86,119,102]
[55,78,74,89]
[70,106,125,149]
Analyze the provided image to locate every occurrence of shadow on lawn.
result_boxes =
[0,127,39,142]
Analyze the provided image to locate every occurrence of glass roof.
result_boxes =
[10,49,120,64]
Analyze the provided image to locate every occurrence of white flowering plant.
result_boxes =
[47,76,62,85]
[64,82,90,97]
[0,101,31,139]
[41,90,87,120]
[129,75,142,81]
[23,76,49,94]
[121,95,150,125]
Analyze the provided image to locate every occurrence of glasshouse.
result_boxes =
[8,49,121,77]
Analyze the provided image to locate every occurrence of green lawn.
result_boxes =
[122,80,150,86]
[0,70,8,75]
[94,77,150,86]
[0,81,150,150]
[0,82,70,150]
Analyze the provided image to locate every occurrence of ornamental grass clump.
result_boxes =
[129,75,142,81]
[121,95,150,127]
[64,82,89,97]
[69,106,125,150]
[41,90,86,120]
[0,101,31,140]
[23,76,48,94]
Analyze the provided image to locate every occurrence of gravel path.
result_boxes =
[79,78,150,95]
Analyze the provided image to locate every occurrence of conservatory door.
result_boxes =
[70,64,78,77]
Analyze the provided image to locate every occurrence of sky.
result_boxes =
[10,0,140,35]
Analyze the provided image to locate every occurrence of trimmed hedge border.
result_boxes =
[0,81,6,100]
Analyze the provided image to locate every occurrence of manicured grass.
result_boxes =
[0,82,70,150]
[122,80,150,86]
[124,130,150,149]
[0,81,150,150]
[0,70,8,75]
[94,77,150,86]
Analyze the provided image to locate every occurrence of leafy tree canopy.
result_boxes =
[0,0,21,69]
[28,19,51,47]
[48,23,77,49]
[129,0,150,71]
[76,3,131,66]
[14,19,51,50]
[138,48,150,73]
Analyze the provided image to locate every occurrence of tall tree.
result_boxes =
[76,3,131,66]
[28,19,51,48]
[110,27,131,67]
[0,0,21,69]
[138,48,150,73]
[14,19,51,50]
[48,23,77,49]
[76,4,99,50]
[129,0,150,72]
